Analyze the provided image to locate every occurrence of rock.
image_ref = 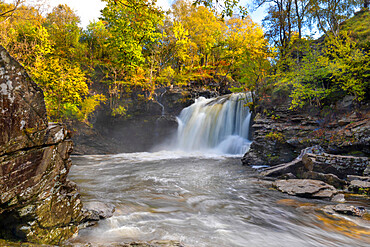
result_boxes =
[83,202,115,221]
[301,171,347,189]
[347,175,370,182]
[331,194,346,203]
[302,153,369,178]
[0,45,84,244]
[348,180,370,195]
[273,179,337,199]
[260,159,303,177]
[259,146,325,177]
[242,96,370,168]
[278,173,297,179]
[333,204,366,217]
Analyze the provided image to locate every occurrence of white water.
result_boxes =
[69,154,370,247]
[175,93,252,155]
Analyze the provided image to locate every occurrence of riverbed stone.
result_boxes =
[348,180,370,195]
[331,204,367,217]
[83,201,116,221]
[273,179,337,199]
[301,171,347,189]
[331,194,346,203]
[0,45,84,244]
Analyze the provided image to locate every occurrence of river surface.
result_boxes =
[69,151,370,247]
[68,151,370,247]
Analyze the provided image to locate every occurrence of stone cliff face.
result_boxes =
[0,46,84,244]
[72,86,219,154]
[242,103,370,167]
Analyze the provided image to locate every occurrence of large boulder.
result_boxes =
[302,153,369,178]
[0,45,84,244]
[273,179,337,199]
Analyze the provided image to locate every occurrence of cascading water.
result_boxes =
[175,93,252,155]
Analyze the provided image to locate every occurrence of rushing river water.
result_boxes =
[69,152,370,247]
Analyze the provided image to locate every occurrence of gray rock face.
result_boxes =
[331,193,346,203]
[260,146,325,177]
[0,45,84,244]
[83,201,116,221]
[302,153,369,178]
[242,104,370,167]
[324,204,367,217]
[301,171,347,189]
[348,179,370,195]
[273,179,337,199]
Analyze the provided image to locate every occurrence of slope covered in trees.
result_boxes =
[0,0,270,123]
[0,0,368,123]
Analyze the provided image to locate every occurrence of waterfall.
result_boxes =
[175,93,252,155]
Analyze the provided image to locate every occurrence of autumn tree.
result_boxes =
[44,4,83,61]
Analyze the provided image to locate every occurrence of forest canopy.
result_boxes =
[0,0,369,122]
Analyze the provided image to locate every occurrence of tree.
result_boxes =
[308,0,361,37]
[322,31,370,102]
[226,16,271,108]
[44,4,83,60]
[171,0,226,66]
[101,0,164,73]
[31,55,106,121]
[255,0,294,60]
[0,0,24,22]
[81,20,111,71]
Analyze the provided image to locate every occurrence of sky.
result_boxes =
[44,0,266,28]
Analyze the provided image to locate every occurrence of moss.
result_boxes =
[265,131,285,143]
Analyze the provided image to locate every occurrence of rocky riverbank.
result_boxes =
[0,46,119,245]
[242,100,370,218]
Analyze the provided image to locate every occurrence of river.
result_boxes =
[68,151,370,247]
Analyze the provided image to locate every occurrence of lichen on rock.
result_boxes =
[0,45,84,244]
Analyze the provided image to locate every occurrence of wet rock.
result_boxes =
[242,99,370,168]
[260,146,324,177]
[0,45,84,244]
[347,175,370,182]
[348,180,370,195]
[273,179,337,199]
[260,159,303,177]
[301,171,347,189]
[278,173,297,179]
[83,202,115,221]
[331,204,367,217]
[331,194,346,203]
[302,153,369,178]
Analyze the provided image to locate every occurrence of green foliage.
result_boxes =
[0,2,105,123]
[101,0,164,72]
[341,10,370,49]
[273,30,369,109]
[30,56,106,122]
[265,131,285,142]
[323,31,370,102]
